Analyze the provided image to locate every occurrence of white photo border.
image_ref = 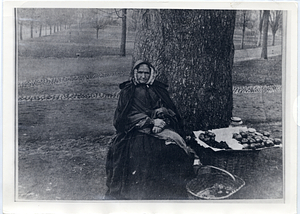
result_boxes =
[3,1,298,214]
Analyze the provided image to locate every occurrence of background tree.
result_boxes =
[261,10,270,59]
[236,10,254,49]
[269,10,282,46]
[127,9,139,31]
[257,10,264,47]
[120,9,127,56]
[29,8,35,38]
[90,9,111,39]
[17,8,36,39]
[17,8,25,40]
[17,8,77,39]
[43,9,57,35]
[114,9,127,56]
[133,9,236,131]
[115,8,137,56]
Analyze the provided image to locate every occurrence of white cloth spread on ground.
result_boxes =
[194,127,248,151]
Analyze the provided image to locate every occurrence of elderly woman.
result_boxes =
[105,60,195,200]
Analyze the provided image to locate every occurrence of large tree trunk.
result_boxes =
[133,9,236,131]
[120,9,127,56]
[132,10,165,81]
[261,10,270,59]
[96,28,99,39]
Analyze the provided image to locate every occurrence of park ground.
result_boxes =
[17,25,283,200]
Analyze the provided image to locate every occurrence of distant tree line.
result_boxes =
[17,8,78,40]
[17,8,122,40]
[17,8,282,59]
[235,10,282,49]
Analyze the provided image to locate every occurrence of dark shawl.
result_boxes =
[113,79,185,137]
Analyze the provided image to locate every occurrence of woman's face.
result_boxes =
[136,64,150,84]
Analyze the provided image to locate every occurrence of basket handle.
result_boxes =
[205,165,236,181]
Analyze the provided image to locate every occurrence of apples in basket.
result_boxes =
[186,165,245,200]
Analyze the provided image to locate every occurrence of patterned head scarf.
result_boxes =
[132,60,157,85]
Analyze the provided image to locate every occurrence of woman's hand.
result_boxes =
[152,118,166,128]
[152,126,163,133]
[152,118,166,134]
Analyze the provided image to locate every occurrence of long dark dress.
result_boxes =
[105,80,194,200]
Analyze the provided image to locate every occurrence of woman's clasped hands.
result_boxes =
[152,118,166,134]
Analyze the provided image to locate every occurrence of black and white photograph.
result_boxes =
[2,1,298,214]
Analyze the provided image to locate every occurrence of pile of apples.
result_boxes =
[233,129,282,150]
[198,131,231,149]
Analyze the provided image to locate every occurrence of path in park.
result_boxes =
[234,45,282,62]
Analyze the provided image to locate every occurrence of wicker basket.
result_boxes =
[186,165,245,200]
[198,146,281,182]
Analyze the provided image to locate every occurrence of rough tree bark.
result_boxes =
[133,9,236,131]
[132,10,166,82]
[261,10,270,59]
[120,9,127,56]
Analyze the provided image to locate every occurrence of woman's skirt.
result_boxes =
[105,131,194,200]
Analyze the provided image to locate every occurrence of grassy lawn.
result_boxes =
[17,26,283,200]
[232,55,282,86]
[17,55,283,200]
[19,26,135,58]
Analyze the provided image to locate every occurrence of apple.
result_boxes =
[248,128,256,133]
[248,139,256,144]
[241,138,248,144]
[208,132,216,137]
[199,133,205,141]
[254,136,262,143]
[249,143,256,149]
[204,137,210,142]
[255,143,263,148]
[265,140,274,147]
[268,138,275,143]
[232,133,239,138]
[274,138,282,145]
[240,131,248,138]
[234,134,243,141]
